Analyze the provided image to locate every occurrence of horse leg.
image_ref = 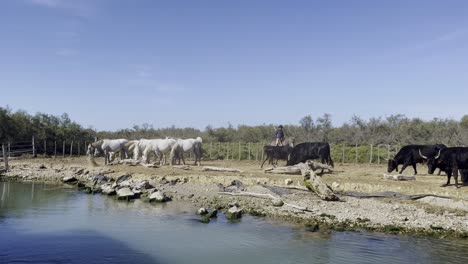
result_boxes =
[104,150,108,165]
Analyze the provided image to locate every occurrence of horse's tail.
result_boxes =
[193,141,203,166]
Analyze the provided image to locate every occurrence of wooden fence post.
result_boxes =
[255,143,259,161]
[261,141,265,162]
[32,136,36,158]
[2,143,9,171]
[7,142,10,158]
[226,142,229,160]
[369,144,373,164]
[63,141,65,158]
[342,143,345,164]
[70,140,73,157]
[209,142,212,160]
[377,145,380,164]
[238,142,241,161]
[355,143,358,164]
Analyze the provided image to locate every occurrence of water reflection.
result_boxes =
[1,181,468,264]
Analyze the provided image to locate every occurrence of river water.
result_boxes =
[1,181,467,264]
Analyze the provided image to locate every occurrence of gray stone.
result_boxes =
[228,202,240,208]
[134,180,153,190]
[93,174,110,184]
[225,206,243,220]
[116,174,132,184]
[149,191,168,203]
[331,182,340,190]
[284,179,293,185]
[119,180,132,188]
[62,175,77,183]
[206,209,218,218]
[117,187,135,200]
[197,208,208,215]
[272,199,284,207]
[101,184,116,195]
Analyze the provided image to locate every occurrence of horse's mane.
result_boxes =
[91,140,103,147]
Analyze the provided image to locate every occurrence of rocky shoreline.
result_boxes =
[2,159,468,239]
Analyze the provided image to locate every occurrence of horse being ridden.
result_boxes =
[87,139,129,165]
[170,137,203,166]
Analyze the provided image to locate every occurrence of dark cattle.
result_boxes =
[286,142,334,173]
[423,147,468,188]
[387,144,447,175]
[261,145,292,168]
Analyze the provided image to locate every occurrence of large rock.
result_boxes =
[116,174,132,185]
[117,187,135,200]
[206,209,218,218]
[197,208,208,215]
[62,175,77,183]
[225,206,243,220]
[272,198,284,207]
[101,184,116,195]
[134,180,153,190]
[93,175,110,184]
[149,191,169,203]
[118,180,132,188]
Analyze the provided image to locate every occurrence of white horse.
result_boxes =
[87,139,129,165]
[133,139,155,161]
[170,137,203,166]
[142,138,178,165]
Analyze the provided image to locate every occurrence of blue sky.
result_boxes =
[1,0,468,130]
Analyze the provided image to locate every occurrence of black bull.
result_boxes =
[286,142,334,171]
[387,144,447,175]
[261,145,292,168]
[423,147,468,188]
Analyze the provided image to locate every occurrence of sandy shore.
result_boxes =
[2,157,468,238]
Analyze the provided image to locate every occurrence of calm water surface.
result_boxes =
[1,181,467,264]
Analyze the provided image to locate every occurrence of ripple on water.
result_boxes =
[1,181,468,264]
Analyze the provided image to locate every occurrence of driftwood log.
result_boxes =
[264,161,333,175]
[202,166,243,173]
[383,174,416,181]
[298,163,339,201]
[218,191,313,212]
[172,165,191,170]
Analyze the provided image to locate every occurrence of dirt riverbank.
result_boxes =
[2,157,468,238]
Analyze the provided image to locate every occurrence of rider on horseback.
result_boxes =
[275,125,285,146]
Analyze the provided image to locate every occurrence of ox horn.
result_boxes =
[435,149,442,159]
[418,149,427,159]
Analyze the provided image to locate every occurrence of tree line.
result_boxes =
[1,106,468,146]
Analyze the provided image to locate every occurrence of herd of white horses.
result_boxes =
[86,137,203,166]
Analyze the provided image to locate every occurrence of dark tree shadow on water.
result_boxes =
[0,229,161,264]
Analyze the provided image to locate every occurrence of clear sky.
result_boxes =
[1,0,468,131]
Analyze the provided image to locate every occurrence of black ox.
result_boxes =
[387,144,447,175]
[261,145,292,168]
[286,142,334,173]
[421,147,468,188]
